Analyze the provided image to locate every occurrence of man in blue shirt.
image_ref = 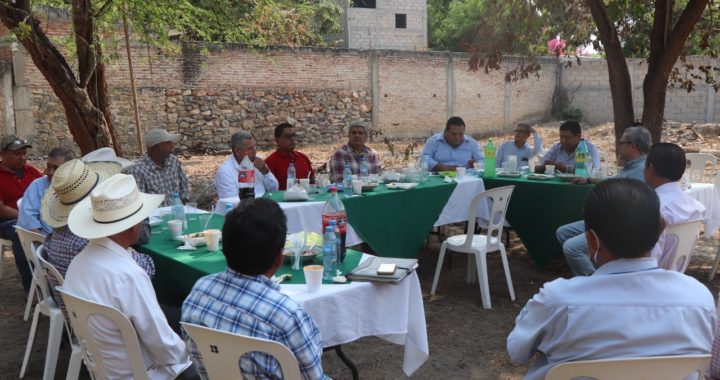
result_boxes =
[182,198,328,379]
[422,116,483,172]
[496,122,543,168]
[535,120,600,173]
[17,147,76,235]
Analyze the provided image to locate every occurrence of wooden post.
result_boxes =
[122,0,144,154]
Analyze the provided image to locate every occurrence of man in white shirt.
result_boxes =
[508,178,715,380]
[64,174,196,379]
[495,122,543,168]
[644,143,705,268]
[215,131,278,198]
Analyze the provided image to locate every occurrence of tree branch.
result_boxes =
[654,0,710,80]
[95,0,114,18]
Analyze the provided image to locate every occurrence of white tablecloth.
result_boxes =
[434,176,488,226]
[280,255,429,376]
[686,183,720,237]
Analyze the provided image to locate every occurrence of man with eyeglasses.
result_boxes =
[0,135,43,292]
[215,131,278,199]
[495,122,543,168]
[535,120,600,174]
[266,123,314,190]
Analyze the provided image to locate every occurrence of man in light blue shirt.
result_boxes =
[535,120,600,173]
[422,116,483,172]
[556,125,652,276]
[17,147,76,235]
[495,122,543,168]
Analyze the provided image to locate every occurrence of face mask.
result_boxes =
[589,229,600,263]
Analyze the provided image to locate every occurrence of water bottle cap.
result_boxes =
[225,202,233,209]
[325,226,334,232]
[329,219,337,225]
[330,186,338,192]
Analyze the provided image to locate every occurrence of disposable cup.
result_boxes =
[299,178,310,191]
[352,179,363,195]
[204,229,221,251]
[545,164,556,175]
[473,161,484,171]
[168,220,183,239]
[456,167,466,179]
[304,265,323,292]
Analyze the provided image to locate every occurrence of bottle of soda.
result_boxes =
[484,139,496,177]
[342,163,353,196]
[171,192,187,230]
[286,162,296,191]
[322,187,347,262]
[238,154,255,201]
[575,139,589,177]
[322,226,338,281]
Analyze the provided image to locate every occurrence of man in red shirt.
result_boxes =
[266,123,315,190]
[0,135,43,292]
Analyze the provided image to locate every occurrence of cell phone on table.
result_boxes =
[377,263,397,275]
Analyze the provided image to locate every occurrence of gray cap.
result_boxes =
[1,135,31,151]
[145,128,181,148]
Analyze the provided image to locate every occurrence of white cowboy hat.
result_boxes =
[82,147,135,169]
[68,173,163,239]
[41,159,122,228]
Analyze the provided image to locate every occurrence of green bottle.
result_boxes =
[484,139,496,177]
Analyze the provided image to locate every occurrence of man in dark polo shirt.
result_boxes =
[0,135,42,292]
[266,123,315,190]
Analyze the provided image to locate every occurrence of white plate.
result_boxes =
[386,182,419,190]
[527,174,554,181]
[497,171,522,178]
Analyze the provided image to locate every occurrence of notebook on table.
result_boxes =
[347,257,419,284]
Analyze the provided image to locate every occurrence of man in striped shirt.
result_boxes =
[495,122,543,169]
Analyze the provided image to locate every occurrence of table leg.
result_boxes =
[324,345,359,380]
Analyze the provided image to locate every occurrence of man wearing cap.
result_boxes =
[0,135,43,292]
[215,131,279,199]
[64,173,195,379]
[329,120,382,182]
[17,147,76,236]
[129,128,189,206]
[42,159,155,278]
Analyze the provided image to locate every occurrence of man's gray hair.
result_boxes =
[623,126,652,153]
[348,120,369,136]
[48,147,77,162]
[230,131,254,150]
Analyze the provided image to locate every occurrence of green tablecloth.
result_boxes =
[482,175,594,266]
[267,176,457,258]
[138,213,363,304]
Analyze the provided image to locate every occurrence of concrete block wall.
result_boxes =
[347,0,427,51]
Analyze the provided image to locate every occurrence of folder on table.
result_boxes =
[347,257,418,284]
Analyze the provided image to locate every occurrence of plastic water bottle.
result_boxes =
[329,219,341,262]
[484,139,496,177]
[419,154,430,181]
[360,155,369,180]
[238,154,255,201]
[322,226,337,281]
[343,163,353,196]
[575,139,589,177]
[286,162,296,190]
[171,192,187,230]
[322,187,347,262]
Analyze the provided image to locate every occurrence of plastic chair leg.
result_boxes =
[43,311,64,380]
[20,305,42,378]
[466,255,477,284]
[430,242,448,295]
[476,252,491,309]
[499,245,515,301]
[23,280,36,321]
[65,345,83,380]
[709,245,720,281]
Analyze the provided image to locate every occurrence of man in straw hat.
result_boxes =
[82,146,135,170]
[0,135,43,292]
[64,173,196,379]
[129,128,189,206]
[42,159,155,278]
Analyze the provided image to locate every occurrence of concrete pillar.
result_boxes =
[369,52,379,131]
[2,62,14,135]
[446,55,454,119]
[706,59,717,123]
[11,42,33,141]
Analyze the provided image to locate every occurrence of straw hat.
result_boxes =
[82,147,135,169]
[68,173,163,239]
[41,159,122,228]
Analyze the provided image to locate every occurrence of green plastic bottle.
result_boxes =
[484,139,496,177]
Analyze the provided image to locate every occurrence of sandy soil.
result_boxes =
[3,121,720,379]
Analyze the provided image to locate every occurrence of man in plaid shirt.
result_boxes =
[329,120,382,183]
[182,198,328,379]
[129,128,189,206]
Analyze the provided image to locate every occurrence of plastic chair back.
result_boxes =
[686,153,717,183]
[463,186,514,252]
[181,322,302,380]
[57,287,150,380]
[36,247,70,319]
[663,220,702,273]
[544,354,711,380]
[15,226,46,276]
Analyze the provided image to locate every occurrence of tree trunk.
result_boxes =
[585,0,635,143]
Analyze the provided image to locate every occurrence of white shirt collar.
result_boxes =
[593,257,659,275]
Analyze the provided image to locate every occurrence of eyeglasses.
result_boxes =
[617,141,633,146]
[3,138,27,150]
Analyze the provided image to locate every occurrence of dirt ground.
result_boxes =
[3,121,720,379]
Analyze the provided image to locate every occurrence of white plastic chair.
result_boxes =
[15,226,46,321]
[686,152,717,183]
[544,354,711,380]
[430,186,516,309]
[0,199,21,279]
[181,322,302,380]
[18,241,64,380]
[57,287,151,380]
[660,220,702,273]
[36,247,83,380]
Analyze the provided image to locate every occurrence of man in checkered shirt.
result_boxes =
[129,128,189,206]
[181,198,329,379]
[329,120,382,183]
